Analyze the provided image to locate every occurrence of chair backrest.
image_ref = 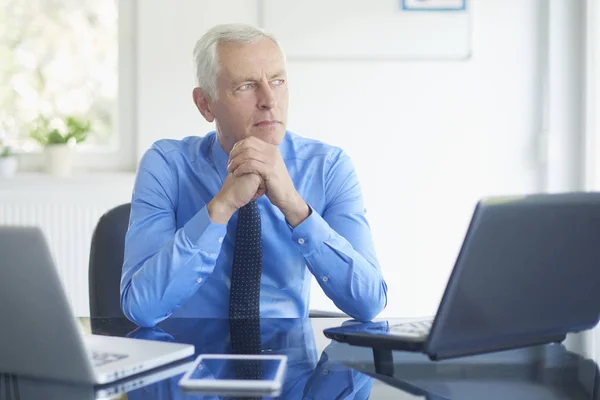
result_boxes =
[88,203,131,318]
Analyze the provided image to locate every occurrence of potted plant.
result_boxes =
[0,142,18,178]
[30,116,92,176]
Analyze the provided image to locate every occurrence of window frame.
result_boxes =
[14,0,137,172]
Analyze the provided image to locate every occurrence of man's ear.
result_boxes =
[192,87,215,123]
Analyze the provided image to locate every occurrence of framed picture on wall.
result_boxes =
[402,0,466,11]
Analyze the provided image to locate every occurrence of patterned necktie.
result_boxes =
[229,201,263,397]
[229,200,262,320]
[229,318,263,395]
[229,202,262,399]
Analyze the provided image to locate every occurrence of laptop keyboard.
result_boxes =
[91,350,129,367]
[388,319,433,337]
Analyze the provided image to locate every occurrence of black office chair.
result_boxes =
[89,203,131,319]
[88,203,345,319]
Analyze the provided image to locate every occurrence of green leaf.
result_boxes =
[47,129,66,144]
[28,115,93,146]
[0,146,12,157]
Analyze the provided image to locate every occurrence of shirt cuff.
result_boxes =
[182,205,227,254]
[290,206,332,256]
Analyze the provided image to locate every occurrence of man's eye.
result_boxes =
[271,79,284,86]
[238,83,253,91]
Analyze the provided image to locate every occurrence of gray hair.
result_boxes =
[193,23,285,101]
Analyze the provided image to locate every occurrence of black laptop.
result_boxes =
[324,192,600,360]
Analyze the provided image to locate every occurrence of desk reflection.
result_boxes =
[126,318,374,399]
[325,339,600,400]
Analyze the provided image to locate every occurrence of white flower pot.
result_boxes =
[0,156,18,178]
[45,144,74,177]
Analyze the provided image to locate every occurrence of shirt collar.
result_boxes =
[209,132,230,184]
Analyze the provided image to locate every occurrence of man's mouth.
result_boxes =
[254,120,280,127]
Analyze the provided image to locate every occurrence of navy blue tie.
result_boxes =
[229,200,262,320]
[229,319,263,398]
[229,201,263,398]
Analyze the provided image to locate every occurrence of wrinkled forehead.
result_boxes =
[216,39,286,82]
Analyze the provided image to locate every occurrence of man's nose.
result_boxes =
[257,82,277,110]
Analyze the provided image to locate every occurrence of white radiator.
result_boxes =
[0,173,135,317]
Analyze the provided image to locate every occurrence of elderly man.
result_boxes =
[121,23,387,327]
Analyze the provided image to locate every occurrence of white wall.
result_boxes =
[136,0,544,317]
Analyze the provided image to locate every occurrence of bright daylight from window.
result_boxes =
[0,0,117,153]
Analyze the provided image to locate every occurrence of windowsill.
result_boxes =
[0,171,135,185]
[0,171,136,198]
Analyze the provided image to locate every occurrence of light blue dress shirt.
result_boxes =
[121,131,387,327]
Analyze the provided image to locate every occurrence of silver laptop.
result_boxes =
[1,359,194,399]
[325,192,600,360]
[0,226,194,384]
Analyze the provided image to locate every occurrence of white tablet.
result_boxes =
[178,354,287,397]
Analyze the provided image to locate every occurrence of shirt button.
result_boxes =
[218,237,223,243]
[322,276,329,283]
[297,238,305,245]
[196,278,203,284]
[323,369,329,375]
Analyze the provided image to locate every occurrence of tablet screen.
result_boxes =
[190,357,283,381]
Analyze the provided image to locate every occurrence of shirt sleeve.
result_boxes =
[120,145,226,327]
[303,346,374,398]
[290,149,388,321]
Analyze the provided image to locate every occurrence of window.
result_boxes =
[0,0,135,171]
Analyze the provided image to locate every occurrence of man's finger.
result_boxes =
[252,182,267,201]
[230,138,257,158]
[227,148,268,173]
[230,137,269,159]
[233,160,267,178]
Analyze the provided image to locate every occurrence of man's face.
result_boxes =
[210,39,289,152]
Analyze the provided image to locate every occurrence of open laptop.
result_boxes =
[324,192,600,360]
[1,358,195,400]
[0,226,195,384]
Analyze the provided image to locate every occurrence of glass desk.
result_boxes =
[0,317,597,399]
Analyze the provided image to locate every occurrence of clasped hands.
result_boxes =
[208,137,310,227]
